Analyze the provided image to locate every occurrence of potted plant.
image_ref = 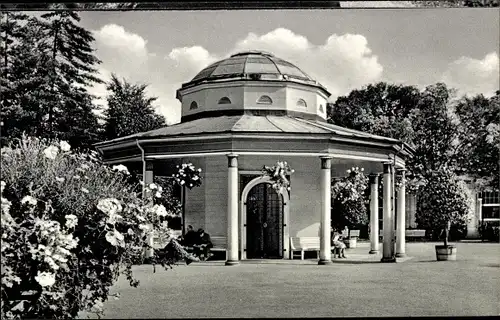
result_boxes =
[331,167,369,249]
[415,168,473,261]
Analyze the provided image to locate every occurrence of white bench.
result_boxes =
[210,236,227,253]
[378,229,426,240]
[290,237,320,260]
[405,229,426,241]
[349,230,360,238]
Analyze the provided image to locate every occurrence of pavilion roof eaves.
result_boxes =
[94,115,415,160]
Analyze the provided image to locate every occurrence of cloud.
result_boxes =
[94,24,148,58]
[442,52,499,97]
[234,28,383,97]
[90,26,384,124]
[93,24,150,79]
[167,46,218,73]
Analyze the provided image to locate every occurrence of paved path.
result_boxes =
[79,242,500,318]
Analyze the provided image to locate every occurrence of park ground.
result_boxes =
[79,242,500,318]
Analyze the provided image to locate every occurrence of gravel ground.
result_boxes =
[78,242,500,318]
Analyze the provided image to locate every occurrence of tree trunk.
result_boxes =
[3,13,8,71]
[48,18,60,137]
[443,220,451,246]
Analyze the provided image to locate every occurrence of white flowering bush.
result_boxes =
[1,135,192,319]
[261,161,294,192]
[172,163,202,190]
[331,167,369,230]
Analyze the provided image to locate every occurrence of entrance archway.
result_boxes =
[240,176,290,260]
[246,183,283,258]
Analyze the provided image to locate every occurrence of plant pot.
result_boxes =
[344,238,357,248]
[435,245,457,261]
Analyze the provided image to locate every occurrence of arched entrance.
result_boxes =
[241,176,290,260]
[246,183,284,259]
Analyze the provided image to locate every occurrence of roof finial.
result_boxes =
[230,50,274,58]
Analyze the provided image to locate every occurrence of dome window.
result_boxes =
[319,104,324,113]
[257,95,273,105]
[190,101,198,110]
[297,99,307,108]
[218,97,232,105]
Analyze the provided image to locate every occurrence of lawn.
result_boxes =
[79,242,500,318]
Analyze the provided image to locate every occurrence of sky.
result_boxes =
[69,6,499,124]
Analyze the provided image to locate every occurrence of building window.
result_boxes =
[481,191,500,204]
[319,104,324,112]
[218,97,231,105]
[257,95,273,105]
[297,99,307,108]
[480,190,500,220]
[190,101,198,110]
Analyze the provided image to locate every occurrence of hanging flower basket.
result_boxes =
[172,163,203,190]
[261,161,294,192]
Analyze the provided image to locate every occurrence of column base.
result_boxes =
[395,253,406,258]
[369,250,379,254]
[225,260,240,266]
[381,257,396,263]
[318,259,333,265]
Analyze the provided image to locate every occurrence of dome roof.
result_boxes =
[181,51,329,94]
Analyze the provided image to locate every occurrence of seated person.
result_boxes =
[331,229,347,259]
[182,225,197,249]
[193,228,213,261]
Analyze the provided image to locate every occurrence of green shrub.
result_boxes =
[1,135,191,319]
[415,168,473,245]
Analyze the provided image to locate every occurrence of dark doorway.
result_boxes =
[246,183,284,259]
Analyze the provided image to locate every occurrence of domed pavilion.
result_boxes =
[95,51,414,265]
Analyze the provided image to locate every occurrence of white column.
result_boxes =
[143,161,155,258]
[381,163,396,262]
[396,169,406,258]
[318,156,333,265]
[369,173,380,254]
[225,154,239,266]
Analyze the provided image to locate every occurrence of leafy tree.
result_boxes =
[1,12,103,149]
[407,83,460,180]
[415,168,473,244]
[0,12,37,144]
[327,82,422,192]
[331,167,369,231]
[327,82,420,144]
[104,74,166,140]
[36,11,103,140]
[454,93,500,190]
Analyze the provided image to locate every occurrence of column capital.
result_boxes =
[383,162,393,173]
[368,173,380,184]
[320,156,332,169]
[396,167,407,173]
[227,154,238,168]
